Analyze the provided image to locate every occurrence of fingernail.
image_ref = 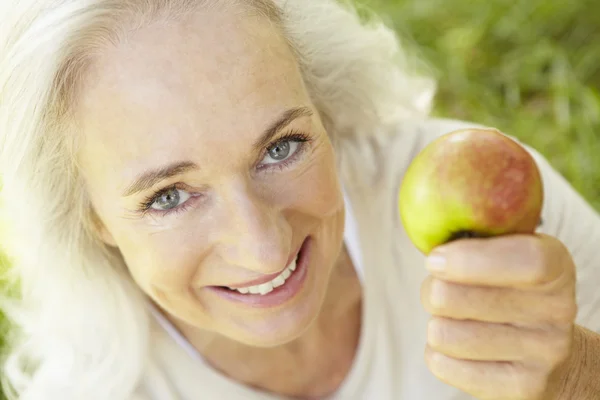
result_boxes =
[426,252,446,272]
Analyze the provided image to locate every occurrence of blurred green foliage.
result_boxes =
[368,0,600,210]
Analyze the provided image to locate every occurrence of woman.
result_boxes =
[0,0,599,399]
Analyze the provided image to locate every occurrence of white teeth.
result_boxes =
[258,282,274,295]
[272,275,285,288]
[232,254,298,295]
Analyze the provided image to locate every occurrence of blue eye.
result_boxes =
[262,139,302,165]
[150,187,191,211]
[136,132,312,216]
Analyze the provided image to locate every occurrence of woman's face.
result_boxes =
[76,8,345,347]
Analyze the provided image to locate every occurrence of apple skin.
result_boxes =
[398,128,544,255]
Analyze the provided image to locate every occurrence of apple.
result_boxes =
[398,128,544,255]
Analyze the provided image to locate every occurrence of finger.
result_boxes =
[425,346,549,400]
[426,234,575,290]
[427,317,573,365]
[421,276,577,327]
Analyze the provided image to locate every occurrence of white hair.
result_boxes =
[0,0,434,398]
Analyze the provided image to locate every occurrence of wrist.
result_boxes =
[552,325,600,400]
[550,325,583,400]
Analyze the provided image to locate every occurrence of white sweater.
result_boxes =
[134,118,600,399]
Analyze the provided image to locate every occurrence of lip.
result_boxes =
[207,236,312,308]
[222,241,304,289]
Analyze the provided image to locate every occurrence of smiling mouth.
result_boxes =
[221,253,300,295]
[208,237,311,308]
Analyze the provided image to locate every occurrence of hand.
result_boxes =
[421,233,578,400]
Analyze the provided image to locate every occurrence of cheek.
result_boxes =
[114,224,209,295]
[279,143,343,217]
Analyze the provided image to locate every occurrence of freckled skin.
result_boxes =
[399,129,544,255]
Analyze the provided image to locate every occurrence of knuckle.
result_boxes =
[424,346,445,377]
[428,279,453,316]
[550,299,578,325]
[547,332,573,364]
[427,317,450,351]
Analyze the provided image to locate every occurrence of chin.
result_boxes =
[232,305,320,348]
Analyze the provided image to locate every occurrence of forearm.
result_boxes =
[556,325,600,399]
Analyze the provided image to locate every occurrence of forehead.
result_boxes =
[76,7,310,185]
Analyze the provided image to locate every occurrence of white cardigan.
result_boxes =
[133,118,600,399]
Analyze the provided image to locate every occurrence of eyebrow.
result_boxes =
[252,106,313,152]
[122,106,313,197]
[122,161,199,197]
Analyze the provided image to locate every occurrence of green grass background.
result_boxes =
[368,0,600,211]
[0,0,598,396]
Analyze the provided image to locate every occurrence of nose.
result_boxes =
[216,182,291,275]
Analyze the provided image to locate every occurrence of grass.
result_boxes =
[368,0,600,211]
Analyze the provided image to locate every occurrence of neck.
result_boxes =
[178,245,363,399]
